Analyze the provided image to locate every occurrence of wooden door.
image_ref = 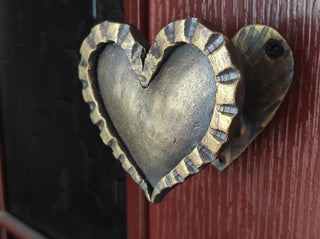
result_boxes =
[125,0,320,238]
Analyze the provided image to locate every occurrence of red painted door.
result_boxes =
[125,0,320,238]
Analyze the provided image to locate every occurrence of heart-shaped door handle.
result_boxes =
[79,18,293,203]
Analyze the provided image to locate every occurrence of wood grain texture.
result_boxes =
[126,176,149,239]
[125,0,149,37]
[124,1,150,238]
[147,0,320,238]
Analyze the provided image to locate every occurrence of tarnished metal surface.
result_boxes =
[98,43,216,187]
[79,18,243,202]
[215,25,294,170]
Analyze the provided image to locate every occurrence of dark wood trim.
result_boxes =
[124,1,150,239]
[0,212,46,239]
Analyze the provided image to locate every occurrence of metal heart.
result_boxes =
[98,43,216,187]
[79,18,244,202]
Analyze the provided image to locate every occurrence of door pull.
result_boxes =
[78,18,294,202]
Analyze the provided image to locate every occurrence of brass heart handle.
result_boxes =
[78,18,293,203]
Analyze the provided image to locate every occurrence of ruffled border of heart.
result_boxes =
[79,18,244,203]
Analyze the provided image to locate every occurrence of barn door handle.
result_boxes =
[78,18,294,203]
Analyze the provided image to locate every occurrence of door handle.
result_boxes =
[78,18,293,203]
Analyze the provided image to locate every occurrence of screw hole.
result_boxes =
[265,39,284,59]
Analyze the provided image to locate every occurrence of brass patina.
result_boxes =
[79,18,293,203]
[215,25,294,170]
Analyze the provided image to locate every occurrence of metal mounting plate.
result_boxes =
[213,25,294,171]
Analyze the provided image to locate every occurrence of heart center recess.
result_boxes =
[97,43,216,187]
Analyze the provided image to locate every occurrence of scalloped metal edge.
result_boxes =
[78,18,243,203]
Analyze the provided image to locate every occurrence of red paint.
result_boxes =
[126,177,149,239]
[126,0,320,238]
[124,1,150,239]
[125,0,149,37]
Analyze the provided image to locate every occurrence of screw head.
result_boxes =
[265,39,284,59]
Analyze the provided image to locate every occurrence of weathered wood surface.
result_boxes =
[126,0,320,238]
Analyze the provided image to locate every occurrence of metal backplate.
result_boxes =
[213,25,294,170]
